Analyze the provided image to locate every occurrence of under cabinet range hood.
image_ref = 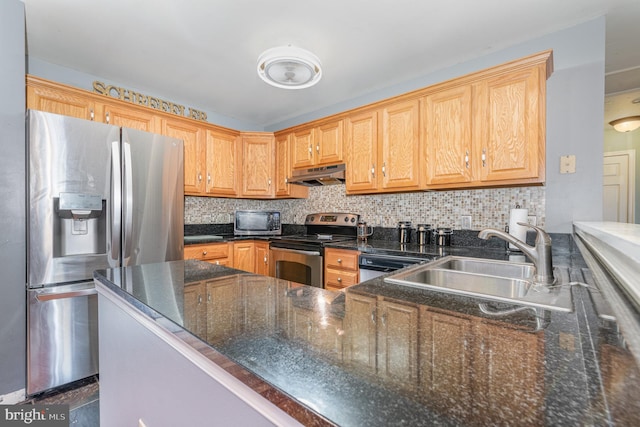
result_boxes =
[289,164,346,186]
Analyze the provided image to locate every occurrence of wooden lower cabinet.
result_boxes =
[243,275,276,334]
[184,242,232,266]
[289,305,343,361]
[183,281,207,337]
[324,248,359,291]
[233,241,255,272]
[205,276,242,343]
[254,241,270,276]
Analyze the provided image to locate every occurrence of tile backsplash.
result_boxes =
[185,185,545,230]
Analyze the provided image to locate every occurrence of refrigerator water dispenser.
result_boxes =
[55,192,106,257]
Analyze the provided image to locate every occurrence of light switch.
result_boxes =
[560,155,576,174]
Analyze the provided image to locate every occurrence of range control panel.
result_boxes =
[304,213,359,226]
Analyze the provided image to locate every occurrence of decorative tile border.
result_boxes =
[185,186,545,230]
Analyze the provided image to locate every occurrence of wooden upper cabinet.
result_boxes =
[205,129,239,197]
[162,118,206,195]
[275,133,308,198]
[241,132,274,198]
[380,99,421,191]
[27,78,97,121]
[345,100,420,194]
[291,120,344,170]
[423,85,473,186]
[100,101,160,133]
[345,110,378,192]
[473,65,545,184]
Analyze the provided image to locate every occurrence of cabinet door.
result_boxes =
[419,310,473,421]
[206,129,239,196]
[474,65,544,183]
[344,293,377,372]
[27,83,97,121]
[316,120,343,166]
[473,322,544,426]
[380,99,421,190]
[345,111,378,193]
[233,241,255,273]
[243,276,275,333]
[291,127,315,169]
[163,118,205,195]
[274,133,308,198]
[241,133,274,197]
[101,101,159,132]
[377,300,418,389]
[254,242,270,276]
[423,86,473,186]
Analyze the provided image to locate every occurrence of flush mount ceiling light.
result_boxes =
[609,116,640,132]
[257,45,322,89]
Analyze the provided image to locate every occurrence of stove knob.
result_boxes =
[350,217,356,222]
[344,217,349,222]
[309,216,315,222]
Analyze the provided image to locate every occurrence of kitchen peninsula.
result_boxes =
[94,233,640,426]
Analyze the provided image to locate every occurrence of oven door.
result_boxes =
[269,247,323,288]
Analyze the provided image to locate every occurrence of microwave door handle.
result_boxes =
[110,141,122,266]
[122,141,133,265]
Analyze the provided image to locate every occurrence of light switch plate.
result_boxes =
[560,155,576,174]
[461,215,472,230]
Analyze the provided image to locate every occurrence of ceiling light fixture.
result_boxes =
[257,45,322,90]
[609,116,640,133]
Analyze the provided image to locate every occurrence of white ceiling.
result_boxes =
[22,0,640,130]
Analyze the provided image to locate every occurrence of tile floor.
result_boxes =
[19,376,100,426]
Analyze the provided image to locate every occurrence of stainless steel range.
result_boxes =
[269,213,359,288]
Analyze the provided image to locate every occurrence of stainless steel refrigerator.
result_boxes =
[26,110,184,395]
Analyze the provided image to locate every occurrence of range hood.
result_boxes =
[289,164,346,186]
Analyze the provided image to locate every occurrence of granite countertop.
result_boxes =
[95,238,640,426]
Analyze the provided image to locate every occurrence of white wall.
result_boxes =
[0,0,26,397]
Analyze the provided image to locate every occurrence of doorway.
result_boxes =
[603,150,636,222]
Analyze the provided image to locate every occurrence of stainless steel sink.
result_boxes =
[384,256,573,312]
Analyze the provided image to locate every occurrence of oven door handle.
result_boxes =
[270,247,321,257]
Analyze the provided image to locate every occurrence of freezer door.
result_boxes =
[121,128,184,266]
[27,110,121,287]
[27,282,99,395]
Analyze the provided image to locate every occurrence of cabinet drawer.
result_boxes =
[325,268,359,290]
[184,242,231,261]
[325,249,359,271]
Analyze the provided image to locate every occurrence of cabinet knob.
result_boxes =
[198,173,203,182]
[337,258,342,263]
[207,173,211,183]
[316,144,320,153]
[105,111,110,124]
[308,145,312,154]
[371,164,375,178]
[382,162,386,177]
[482,148,487,167]
[202,250,207,256]
[90,109,94,121]
[215,260,220,265]
[465,151,470,169]
[337,277,342,282]
[264,256,268,264]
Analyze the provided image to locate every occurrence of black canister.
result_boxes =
[434,227,453,246]
[398,221,412,243]
[417,224,431,245]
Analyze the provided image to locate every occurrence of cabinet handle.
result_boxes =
[198,173,203,182]
[371,309,376,324]
[105,111,110,124]
[208,293,211,302]
[285,177,288,184]
[465,151,470,169]
[482,148,487,167]
[215,260,220,265]
[90,109,94,121]
[337,277,342,283]
[268,178,272,187]
[316,144,320,153]
[382,162,386,177]
[207,173,211,184]
[198,295,202,304]
[264,256,268,264]
[371,164,376,178]
[308,145,313,155]
[202,250,207,256]
[381,312,387,326]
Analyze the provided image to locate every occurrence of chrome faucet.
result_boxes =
[478,223,555,285]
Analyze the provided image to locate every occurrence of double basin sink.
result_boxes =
[384,256,573,312]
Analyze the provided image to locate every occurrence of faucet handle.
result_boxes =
[516,222,552,245]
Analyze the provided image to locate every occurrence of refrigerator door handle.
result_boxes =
[111,141,122,265]
[35,288,97,301]
[122,141,134,264]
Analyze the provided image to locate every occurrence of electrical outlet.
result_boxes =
[461,215,472,230]
[527,215,537,226]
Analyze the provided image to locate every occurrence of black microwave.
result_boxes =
[234,210,281,236]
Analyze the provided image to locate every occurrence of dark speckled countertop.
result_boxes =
[95,235,640,426]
